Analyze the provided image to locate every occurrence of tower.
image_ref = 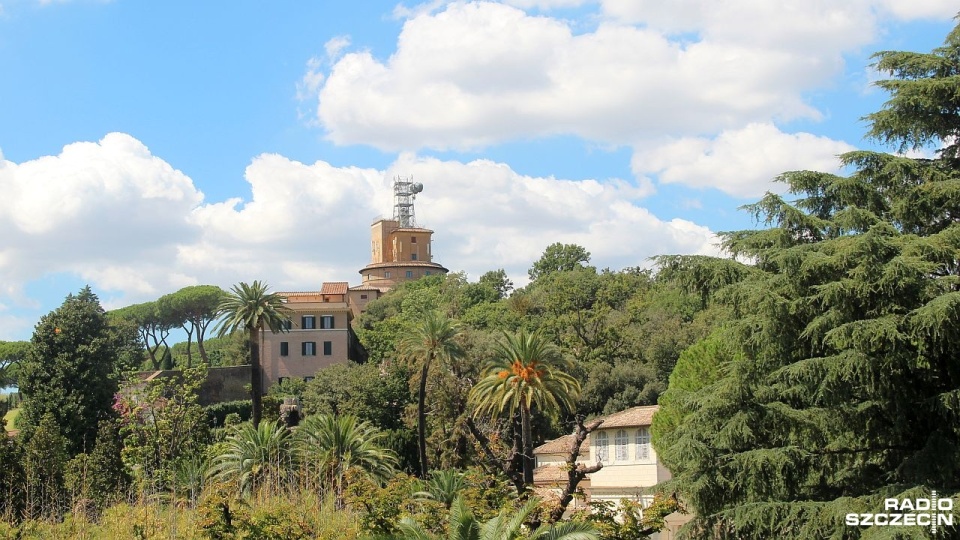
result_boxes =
[357,176,448,291]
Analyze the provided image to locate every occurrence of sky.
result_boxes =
[0,0,956,341]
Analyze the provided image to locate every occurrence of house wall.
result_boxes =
[260,300,351,393]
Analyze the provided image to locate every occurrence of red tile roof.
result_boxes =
[320,282,349,295]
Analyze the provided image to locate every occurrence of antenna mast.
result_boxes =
[392,176,423,228]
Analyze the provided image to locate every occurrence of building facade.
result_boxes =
[533,405,690,539]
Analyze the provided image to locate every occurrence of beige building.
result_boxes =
[259,177,448,393]
[260,282,354,393]
[358,218,448,291]
[533,405,690,539]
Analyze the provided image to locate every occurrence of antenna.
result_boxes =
[393,176,421,227]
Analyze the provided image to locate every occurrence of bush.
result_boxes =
[205,401,252,428]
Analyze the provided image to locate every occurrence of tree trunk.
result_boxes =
[417,354,432,477]
[521,402,533,485]
[183,325,194,368]
[197,323,209,365]
[250,326,263,428]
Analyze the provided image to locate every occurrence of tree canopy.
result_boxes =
[654,23,960,538]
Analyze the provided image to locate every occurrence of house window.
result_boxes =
[282,320,292,330]
[425,271,431,276]
[636,427,651,461]
[411,253,418,261]
[595,431,609,462]
[302,316,316,329]
[279,342,289,357]
[411,236,417,243]
[302,342,316,356]
[406,270,414,278]
[323,341,332,355]
[320,315,334,329]
[615,429,629,462]
[385,271,391,278]
[360,294,368,300]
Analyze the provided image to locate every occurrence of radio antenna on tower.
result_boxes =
[392,176,423,228]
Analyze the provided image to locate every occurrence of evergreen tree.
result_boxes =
[19,286,121,455]
[655,24,960,538]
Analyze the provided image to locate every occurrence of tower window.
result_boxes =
[411,253,418,261]
[411,236,417,243]
[385,271,391,278]
[406,271,414,278]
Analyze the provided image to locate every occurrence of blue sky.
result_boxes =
[0,0,956,341]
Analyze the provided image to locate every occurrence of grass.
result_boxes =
[3,408,18,432]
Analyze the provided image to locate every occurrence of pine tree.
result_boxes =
[19,286,121,455]
[655,23,960,538]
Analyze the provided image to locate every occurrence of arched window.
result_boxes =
[636,427,651,461]
[595,431,609,462]
[615,429,629,461]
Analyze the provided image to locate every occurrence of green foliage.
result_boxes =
[656,24,960,538]
[116,365,211,488]
[390,496,599,540]
[159,285,225,367]
[0,340,31,388]
[528,243,592,281]
[209,420,290,497]
[570,495,681,540]
[206,400,253,428]
[215,280,292,427]
[0,433,24,519]
[19,286,122,456]
[110,299,179,370]
[22,412,68,519]
[294,413,400,507]
[64,418,130,514]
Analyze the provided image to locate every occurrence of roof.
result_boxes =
[320,282,349,295]
[533,465,568,484]
[359,261,449,271]
[534,433,590,455]
[349,284,383,292]
[533,405,658,455]
[597,405,658,428]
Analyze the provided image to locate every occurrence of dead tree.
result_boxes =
[547,416,604,523]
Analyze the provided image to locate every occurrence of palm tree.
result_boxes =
[215,280,291,427]
[399,311,463,477]
[469,330,580,485]
[293,413,399,508]
[208,420,290,497]
[391,496,599,540]
[413,468,467,508]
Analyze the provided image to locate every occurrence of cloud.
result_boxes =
[632,123,856,198]
[0,133,718,313]
[307,1,904,152]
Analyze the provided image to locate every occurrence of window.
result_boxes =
[425,271,431,276]
[279,342,289,357]
[302,316,316,329]
[282,320,292,330]
[304,376,314,382]
[302,342,316,356]
[360,294,368,300]
[323,341,332,356]
[595,431,609,462]
[615,429,629,462]
[320,315,334,329]
[636,427,651,461]
[411,253,418,261]
[406,270,414,278]
[278,377,288,386]
[411,236,417,243]
[385,271,391,278]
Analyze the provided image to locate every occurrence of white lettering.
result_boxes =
[901,499,915,511]
[939,514,954,527]
[860,514,873,526]
[917,514,930,526]
[884,499,899,511]
[899,514,912,526]
[916,499,931,511]
[875,514,888,526]
[938,499,954,511]
[846,514,859,526]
